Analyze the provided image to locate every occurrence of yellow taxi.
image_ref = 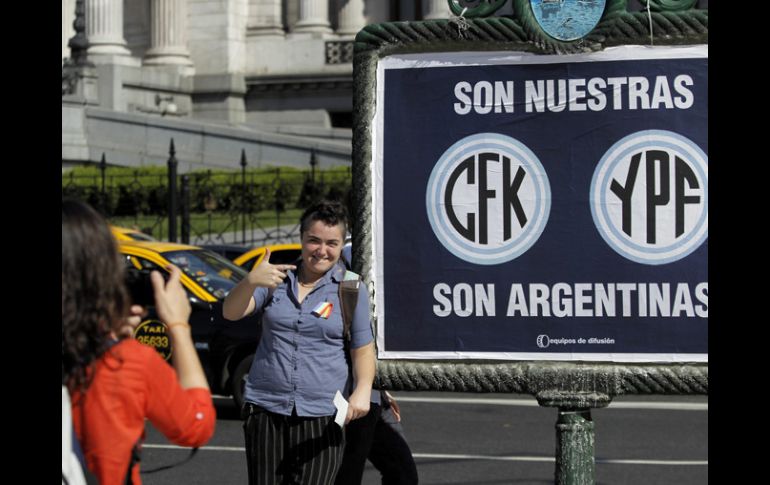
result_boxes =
[118,240,260,408]
[232,243,302,270]
[110,225,156,242]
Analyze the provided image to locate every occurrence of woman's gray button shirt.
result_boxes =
[242,263,373,417]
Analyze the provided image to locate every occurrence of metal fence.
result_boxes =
[61,142,352,247]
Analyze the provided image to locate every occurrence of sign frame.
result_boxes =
[350,0,708,397]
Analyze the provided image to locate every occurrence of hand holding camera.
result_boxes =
[151,265,191,331]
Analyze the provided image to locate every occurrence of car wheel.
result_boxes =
[231,354,254,410]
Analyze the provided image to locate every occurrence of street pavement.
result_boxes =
[141,391,707,484]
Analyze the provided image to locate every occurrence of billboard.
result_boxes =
[372,45,708,362]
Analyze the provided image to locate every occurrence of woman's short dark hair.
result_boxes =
[300,200,348,237]
[62,199,129,392]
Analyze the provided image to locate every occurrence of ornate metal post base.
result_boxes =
[555,408,595,485]
[537,390,610,485]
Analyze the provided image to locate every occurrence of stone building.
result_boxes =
[62,1,706,170]
[62,0,453,170]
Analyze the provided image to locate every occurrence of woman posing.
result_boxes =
[224,200,376,485]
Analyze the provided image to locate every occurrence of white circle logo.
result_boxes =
[590,130,708,265]
[426,133,551,265]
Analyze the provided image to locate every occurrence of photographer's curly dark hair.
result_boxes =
[62,199,129,392]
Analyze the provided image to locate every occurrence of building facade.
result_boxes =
[62,1,706,170]
[62,0,453,170]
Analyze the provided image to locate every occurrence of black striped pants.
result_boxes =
[243,403,345,485]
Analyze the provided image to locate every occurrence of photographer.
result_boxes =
[62,199,216,485]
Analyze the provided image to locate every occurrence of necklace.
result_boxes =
[298,270,320,288]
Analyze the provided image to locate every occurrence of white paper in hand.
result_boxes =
[333,390,348,428]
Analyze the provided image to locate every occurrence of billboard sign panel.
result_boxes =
[372,45,708,362]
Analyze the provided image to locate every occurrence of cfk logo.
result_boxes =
[590,130,708,265]
[426,133,551,265]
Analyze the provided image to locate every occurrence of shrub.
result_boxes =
[61,165,351,218]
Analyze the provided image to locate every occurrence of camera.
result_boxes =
[125,266,168,307]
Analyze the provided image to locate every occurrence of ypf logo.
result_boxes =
[590,130,708,265]
[426,133,551,265]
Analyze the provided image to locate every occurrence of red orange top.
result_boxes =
[71,339,215,485]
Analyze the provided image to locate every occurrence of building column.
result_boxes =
[144,0,193,66]
[85,0,131,57]
[363,0,389,25]
[63,0,75,62]
[424,0,451,19]
[336,0,366,36]
[248,0,284,37]
[293,0,332,34]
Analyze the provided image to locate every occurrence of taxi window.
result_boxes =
[240,255,258,271]
[164,250,247,299]
[241,249,301,271]
[270,249,301,265]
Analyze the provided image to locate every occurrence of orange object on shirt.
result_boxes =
[71,339,216,485]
